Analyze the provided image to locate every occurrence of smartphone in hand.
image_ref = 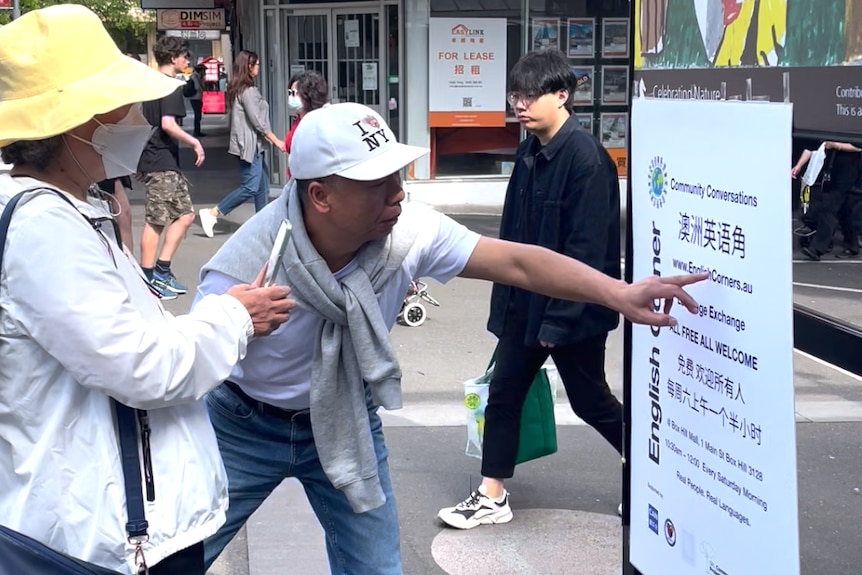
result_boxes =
[264,219,292,287]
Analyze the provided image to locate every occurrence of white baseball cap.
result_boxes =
[288,102,428,181]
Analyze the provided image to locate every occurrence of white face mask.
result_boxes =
[70,104,153,179]
[287,95,303,114]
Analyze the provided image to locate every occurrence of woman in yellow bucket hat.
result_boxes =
[0,5,294,574]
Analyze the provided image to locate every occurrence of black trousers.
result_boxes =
[842,193,862,248]
[190,99,203,136]
[149,542,204,575]
[481,332,623,479]
[810,182,859,254]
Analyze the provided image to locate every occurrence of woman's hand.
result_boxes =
[226,266,295,337]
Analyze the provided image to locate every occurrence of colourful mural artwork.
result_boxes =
[635,0,861,70]
[634,0,862,135]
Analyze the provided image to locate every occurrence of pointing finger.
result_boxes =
[670,286,699,314]
[661,272,709,289]
[653,281,700,314]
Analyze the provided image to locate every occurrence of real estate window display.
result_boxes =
[429,0,630,179]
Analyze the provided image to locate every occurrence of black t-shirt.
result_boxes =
[96,176,132,194]
[138,85,187,174]
[825,150,862,189]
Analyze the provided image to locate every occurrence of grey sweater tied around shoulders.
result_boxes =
[200,181,419,512]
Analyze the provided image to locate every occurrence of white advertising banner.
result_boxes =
[428,18,507,128]
[629,98,799,575]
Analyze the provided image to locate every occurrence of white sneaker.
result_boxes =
[437,485,513,529]
[199,208,217,238]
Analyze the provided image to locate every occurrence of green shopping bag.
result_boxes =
[515,366,558,464]
[464,347,558,465]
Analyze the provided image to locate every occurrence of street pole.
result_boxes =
[12,0,20,20]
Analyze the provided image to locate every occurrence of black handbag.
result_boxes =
[0,189,151,574]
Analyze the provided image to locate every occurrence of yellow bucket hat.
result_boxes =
[0,4,182,148]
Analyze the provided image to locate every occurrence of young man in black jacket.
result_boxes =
[438,48,623,529]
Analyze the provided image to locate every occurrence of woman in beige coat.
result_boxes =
[199,50,285,237]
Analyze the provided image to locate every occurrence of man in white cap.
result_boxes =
[197,102,707,573]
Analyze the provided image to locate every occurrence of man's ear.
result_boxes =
[307,180,332,214]
[557,89,569,109]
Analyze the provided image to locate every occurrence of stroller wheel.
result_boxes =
[402,302,426,327]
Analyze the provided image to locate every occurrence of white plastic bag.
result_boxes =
[801,143,827,187]
[464,366,493,459]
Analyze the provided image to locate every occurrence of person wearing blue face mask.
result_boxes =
[0,6,295,573]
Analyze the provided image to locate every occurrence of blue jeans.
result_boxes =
[216,153,269,216]
[202,384,402,575]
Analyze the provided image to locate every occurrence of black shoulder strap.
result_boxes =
[0,188,86,273]
[0,190,28,275]
[0,187,148,542]
[0,186,123,260]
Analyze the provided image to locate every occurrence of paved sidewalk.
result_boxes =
[132,116,862,575]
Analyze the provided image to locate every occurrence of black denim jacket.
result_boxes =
[487,114,621,347]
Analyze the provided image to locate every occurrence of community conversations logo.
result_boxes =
[648,156,667,208]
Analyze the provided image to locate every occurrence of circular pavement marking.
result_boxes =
[432,508,622,575]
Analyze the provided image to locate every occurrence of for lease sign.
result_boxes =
[428,18,507,128]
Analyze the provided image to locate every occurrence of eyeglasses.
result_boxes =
[506,92,539,107]
[288,89,297,96]
[507,90,568,107]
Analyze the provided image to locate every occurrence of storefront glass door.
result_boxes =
[283,11,330,84]
[264,8,284,181]
[332,9,382,114]
[270,2,399,186]
[282,5,394,121]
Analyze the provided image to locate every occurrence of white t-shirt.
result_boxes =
[195,207,481,409]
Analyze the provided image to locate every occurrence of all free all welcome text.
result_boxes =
[644,221,757,468]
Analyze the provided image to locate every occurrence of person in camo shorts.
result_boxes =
[137,35,205,300]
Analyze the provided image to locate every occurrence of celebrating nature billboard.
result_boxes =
[634,0,862,136]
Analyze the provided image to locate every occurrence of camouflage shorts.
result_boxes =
[143,170,193,226]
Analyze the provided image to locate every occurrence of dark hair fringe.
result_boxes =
[288,69,329,113]
[1,136,64,171]
[509,48,575,112]
[153,36,190,67]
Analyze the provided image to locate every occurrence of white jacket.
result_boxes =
[0,174,254,573]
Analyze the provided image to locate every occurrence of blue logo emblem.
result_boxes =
[648,504,659,534]
[648,156,667,208]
